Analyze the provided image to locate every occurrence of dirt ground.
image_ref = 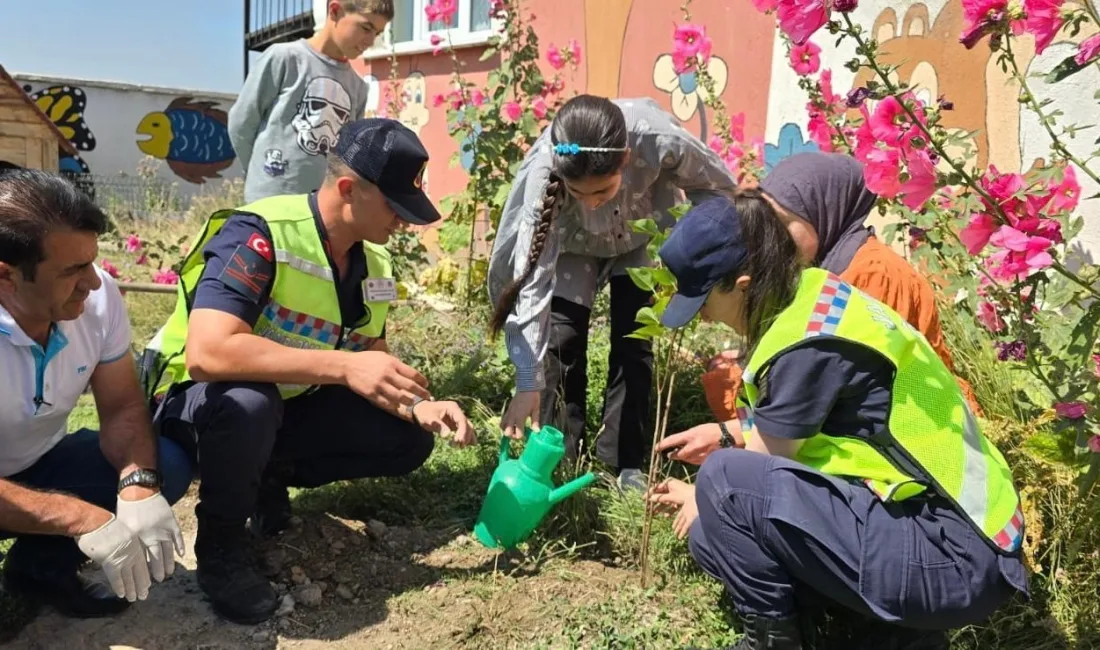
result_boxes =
[5,487,684,650]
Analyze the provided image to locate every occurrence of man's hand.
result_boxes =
[500,391,540,440]
[115,493,185,583]
[648,478,698,540]
[344,351,431,411]
[75,516,151,602]
[656,424,723,465]
[413,400,476,447]
[706,350,741,372]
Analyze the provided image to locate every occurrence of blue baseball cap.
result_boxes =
[658,196,749,328]
[333,118,441,225]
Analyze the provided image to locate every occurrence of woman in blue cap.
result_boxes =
[649,191,1028,650]
[487,94,737,490]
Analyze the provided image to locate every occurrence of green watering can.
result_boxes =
[473,426,597,550]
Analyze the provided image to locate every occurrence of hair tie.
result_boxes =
[553,142,628,156]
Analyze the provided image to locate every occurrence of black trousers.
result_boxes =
[156,382,435,524]
[539,275,654,470]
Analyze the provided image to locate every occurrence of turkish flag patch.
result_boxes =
[247,233,273,262]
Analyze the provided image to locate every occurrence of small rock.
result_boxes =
[367,519,388,537]
[336,584,354,600]
[293,584,323,608]
[315,580,328,594]
[261,548,288,576]
[275,594,295,617]
[333,571,351,584]
[289,516,303,528]
[353,598,360,604]
[273,582,288,595]
[290,566,307,585]
[277,618,292,631]
[313,563,334,580]
[251,630,272,642]
[453,534,472,546]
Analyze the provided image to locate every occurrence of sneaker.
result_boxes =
[3,562,127,619]
[617,468,647,493]
[250,481,292,538]
[195,516,278,624]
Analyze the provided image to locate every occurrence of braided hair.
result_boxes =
[488,95,629,337]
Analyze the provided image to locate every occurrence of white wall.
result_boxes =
[15,74,242,199]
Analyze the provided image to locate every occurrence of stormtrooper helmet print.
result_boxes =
[292,76,353,156]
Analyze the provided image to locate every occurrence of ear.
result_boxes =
[328,0,343,21]
[335,176,357,201]
[735,275,751,292]
[0,261,18,293]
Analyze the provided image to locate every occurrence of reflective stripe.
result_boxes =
[957,403,990,535]
[261,301,341,345]
[806,273,851,338]
[736,406,755,437]
[993,504,1024,552]
[275,249,333,281]
[344,330,378,352]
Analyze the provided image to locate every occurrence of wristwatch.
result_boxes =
[718,421,734,449]
[406,395,430,426]
[118,468,163,493]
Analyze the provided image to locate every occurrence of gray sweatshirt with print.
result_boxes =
[228,39,368,203]
[487,97,738,393]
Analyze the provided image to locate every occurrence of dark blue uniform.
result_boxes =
[689,338,1029,630]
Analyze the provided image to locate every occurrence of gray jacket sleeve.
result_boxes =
[228,46,288,172]
[489,154,560,393]
[654,127,738,205]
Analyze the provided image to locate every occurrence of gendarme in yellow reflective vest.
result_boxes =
[143,194,393,400]
[736,268,1023,554]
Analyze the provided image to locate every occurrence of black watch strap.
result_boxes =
[118,468,163,493]
[718,421,734,448]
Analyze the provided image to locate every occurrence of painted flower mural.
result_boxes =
[652,53,728,136]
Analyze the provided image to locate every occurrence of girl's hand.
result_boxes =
[648,479,699,539]
[500,391,540,440]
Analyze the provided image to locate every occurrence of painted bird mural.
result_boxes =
[136,97,235,184]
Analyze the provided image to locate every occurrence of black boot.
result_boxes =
[249,465,292,538]
[849,622,949,650]
[729,614,804,649]
[195,512,278,624]
[3,538,129,619]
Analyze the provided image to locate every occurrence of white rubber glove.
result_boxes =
[75,515,151,602]
[115,493,185,582]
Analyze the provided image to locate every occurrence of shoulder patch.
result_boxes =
[218,244,273,304]
[246,232,274,262]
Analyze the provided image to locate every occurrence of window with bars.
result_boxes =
[365,0,498,58]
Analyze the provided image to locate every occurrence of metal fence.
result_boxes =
[62,172,240,221]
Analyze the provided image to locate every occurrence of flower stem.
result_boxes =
[1052,260,1100,301]
[1002,37,1100,187]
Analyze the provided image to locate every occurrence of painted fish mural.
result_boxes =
[136,97,236,184]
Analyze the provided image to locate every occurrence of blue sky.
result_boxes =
[0,0,250,94]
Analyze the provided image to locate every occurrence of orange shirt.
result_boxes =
[701,236,981,421]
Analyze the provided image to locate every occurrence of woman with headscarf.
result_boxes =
[657,152,980,464]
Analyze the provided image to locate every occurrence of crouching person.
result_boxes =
[0,171,190,618]
[142,118,476,625]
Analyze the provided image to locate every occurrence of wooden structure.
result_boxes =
[0,64,78,171]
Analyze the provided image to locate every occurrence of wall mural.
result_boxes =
[362,73,381,117]
[23,83,95,175]
[652,53,728,140]
[135,97,236,185]
[764,123,818,173]
[398,72,430,136]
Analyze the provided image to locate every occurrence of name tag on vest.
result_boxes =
[363,278,397,302]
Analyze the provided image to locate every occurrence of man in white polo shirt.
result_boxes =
[0,170,191,619]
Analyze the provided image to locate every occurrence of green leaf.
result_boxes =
[479,47,498,62]
[1022,428,1078,467]
[1045,54,1088,83]
[626,323,665,341]
[668,201,693,219]
[630,218,660,235]
[437,221,472,255]
[635,306,660,327]
[652,266,677,288]
[627,267,657,292]
[1067,300,1100,365]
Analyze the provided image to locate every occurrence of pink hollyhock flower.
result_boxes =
[1054,401,1087,419]
[470,89,486,107]
[449,91,465,111]
[960,0,1008,48]
[568,39,583,65]
[531,95,549,120]
[807,113,835,151]
[1089,435,1100,454]
[1023,0,1066,55]
[776,0,829,46]
[833,0,858,10]
[432,93,447,108]
[1076,33,1100,65]
[790,40,822,76]
[430,33,445,55]
[425,0,458,23]
[862,148,904,198]
[960,212,998,254]
[977,300,1005,332]
[135,254,148,266]
[985,227,1054,281]
[751,0,778,10]
[125,234,142,253]
[819,69,844,110]
[1048,165,1079,214]
[708,135,725,154]
[672,24,713,73]
[546,44,565,70]
[152,269,179,285]
[899,149,938,210]
[729,112,746,142]
[867,95,926,149]
[100,260,120,278]
[500,101,523,123]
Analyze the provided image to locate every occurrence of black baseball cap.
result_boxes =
[658,196,749,329]
[333,118,441,225]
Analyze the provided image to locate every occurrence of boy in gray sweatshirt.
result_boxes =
[229,1,392,203]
